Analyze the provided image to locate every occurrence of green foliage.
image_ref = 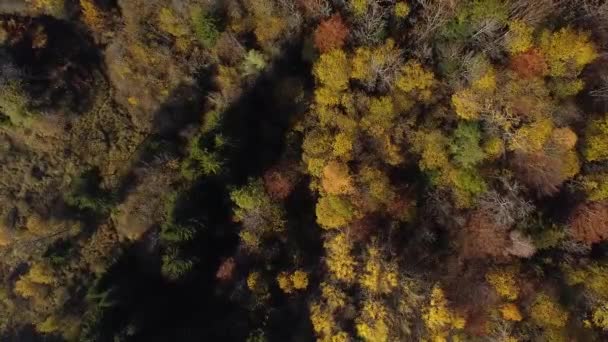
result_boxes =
[161,247,195,280]
[181,132,226,180]
[450,122,486,168]
[441,0,508,41]
[190,6,220,48]
[64,169,114,215]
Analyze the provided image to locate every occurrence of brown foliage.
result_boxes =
[460,210,510,259]
[511,151,563,196]
[509,49,548,78]
[263,164,297,200]
[569,201,608,245]
[216,257,236,282]
[313,14,349,53]
[345,216,376,243]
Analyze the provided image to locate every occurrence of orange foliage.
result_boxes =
[509,49,548,79]
[216,257,236,281]
[569,201,608,245]
[314,14,349,53]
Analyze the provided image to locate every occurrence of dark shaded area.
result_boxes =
[1,14,102,114]
[90,42,316,342]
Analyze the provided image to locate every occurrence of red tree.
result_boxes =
[313,14,349,53]
[509,49,548,79]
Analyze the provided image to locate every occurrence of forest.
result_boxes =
[1,0,608,341]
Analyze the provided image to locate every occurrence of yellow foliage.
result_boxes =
[350,39,401,87]
[360,166,396,206]
[539,27,598,77]
[359,245,398,295]
[472,67,497,92]
[356,299,390,342]
[423,285,465,340]
[551,78,585,98]
[396,60,435,100]
[560,150,580,179]
[324,232,357,283]
[37,316,60,334]
[80,0,104,31]
[563,262,608,300]
[483,136,504,159]
[509,118,554,153]
[333,132,354,159]
[291,270,309,290]
[314,50,351,91]
[500,303,523,322]
[395,2,411,18]
[581,173,608,202]
[14,278,48,299]
[322,161,355,195]
[592,304,608,330]
[321,282,347,311]
[239,230,261,251]
[412,130,450,171]
[506,20,534,55]
[247,271,261,291]
[254,16,287,45]
[351,0,368,16]
[452,89,481,120]
[28,0,64,16]
[316,195,358,229]
[28,263,56,285]
[584,113,608,162]
[158,8,189,37]
[310,302,336,337]
[486,267,520,300]
[277,272,294,294]
[361,96,395,138]
[530,293,569,328]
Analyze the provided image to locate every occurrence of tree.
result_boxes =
[529,293,569,328]
[450,122,486,168]
[324,232,357,283]
[190,6,220,48]
[314,49,351,91]
[460,210,510,259]
[314,14,349,53]
[486,267,520,300]
[505,19,534,55]
[316,195,358,229]
[539,27,598,77]
[511,151,564,196]
[509,49,548,78]
[321,161,355,195]
[583,113,608,162]
[422,285,466,341]
[568,201,608,245]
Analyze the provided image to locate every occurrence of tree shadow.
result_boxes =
[93,41,314,342]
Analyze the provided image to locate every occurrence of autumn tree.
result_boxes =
[584,113,608,162]
[568,201,608,245]
[314,14,349,53]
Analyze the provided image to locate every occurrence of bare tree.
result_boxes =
[478,177,534,228]
[413,0,457,43]
[507,230,536,258]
